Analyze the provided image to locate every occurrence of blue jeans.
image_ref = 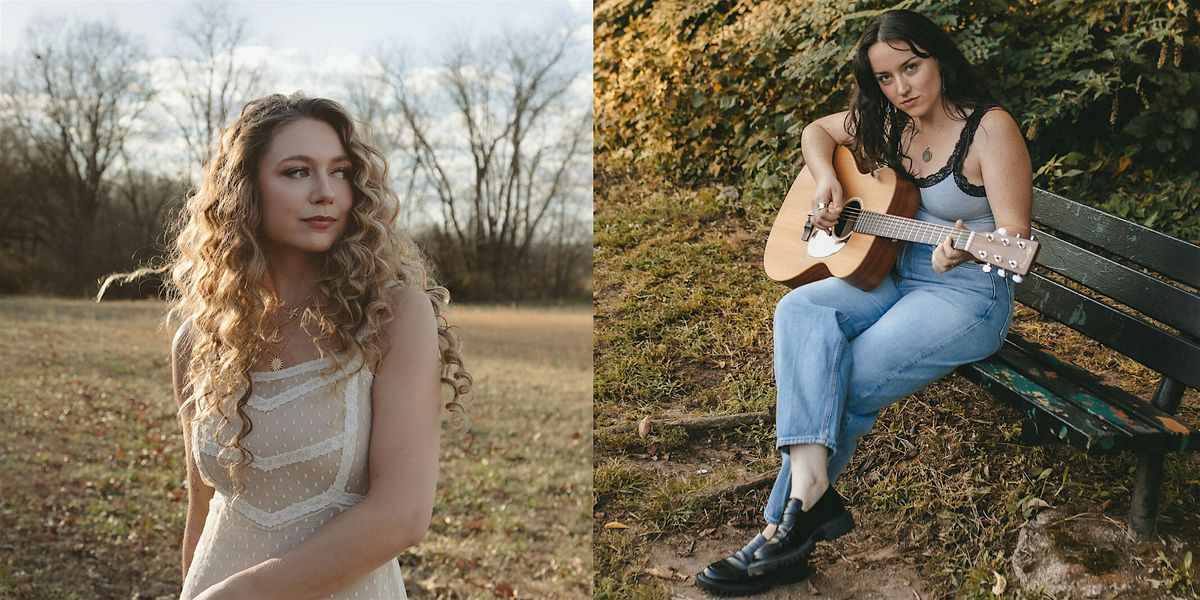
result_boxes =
[763,243,1014,524]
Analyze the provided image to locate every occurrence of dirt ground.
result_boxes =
[644,516,934,600]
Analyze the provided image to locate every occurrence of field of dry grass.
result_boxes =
[0,297,591,599]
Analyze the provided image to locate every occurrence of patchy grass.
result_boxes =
[593,167,1200,599]
[0,297,591,599]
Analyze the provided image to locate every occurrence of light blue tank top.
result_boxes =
[911,107,997,233]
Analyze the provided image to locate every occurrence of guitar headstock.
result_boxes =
[965,228,1040,283]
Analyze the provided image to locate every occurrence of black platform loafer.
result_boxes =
[746,486,855,576]
[695,533,812,597]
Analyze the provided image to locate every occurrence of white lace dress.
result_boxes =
[179,349,407,599]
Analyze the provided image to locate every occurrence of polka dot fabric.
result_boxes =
[180,348,407,599]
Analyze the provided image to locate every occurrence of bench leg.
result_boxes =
[1129,449,1165,540]
[1018,418,1053,445]
[1127,377,1185,540]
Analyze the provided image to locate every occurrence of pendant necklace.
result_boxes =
[265,295,314,371]
[919,116,948,163]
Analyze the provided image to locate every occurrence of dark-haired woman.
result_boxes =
[695,9,1031,596]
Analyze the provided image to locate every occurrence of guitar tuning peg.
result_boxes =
[981,263,992,273]
[997,268,1007,278]
[1015,233,1022,239]
[1012,274,1024,283]
[996,227,1008,235]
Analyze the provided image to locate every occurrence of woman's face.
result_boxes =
[867,40,942,119]
[256,118,354,257]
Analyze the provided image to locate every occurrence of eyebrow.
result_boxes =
[275,154,352,166]
[874,57,919,76]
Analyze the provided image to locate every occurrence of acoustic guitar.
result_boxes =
[763,146,1039,290]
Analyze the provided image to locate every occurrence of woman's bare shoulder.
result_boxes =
[382,284,436,334]
[975,108,1023,144]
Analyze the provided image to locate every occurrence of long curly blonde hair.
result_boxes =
[100,92,471,494]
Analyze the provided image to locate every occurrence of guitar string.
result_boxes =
[817,205,1027,267]
[818,205,973,248]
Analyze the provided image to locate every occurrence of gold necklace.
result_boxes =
[265,295,313,371]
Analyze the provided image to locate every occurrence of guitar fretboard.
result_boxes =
[852,210,972,250]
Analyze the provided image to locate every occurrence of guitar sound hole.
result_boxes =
[834,199,861,238]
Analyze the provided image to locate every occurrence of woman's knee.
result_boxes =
[774,285,826,327]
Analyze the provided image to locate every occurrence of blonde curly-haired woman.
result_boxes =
[102,92,471,599]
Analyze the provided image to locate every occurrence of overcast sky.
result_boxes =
[0,1,591,100]
[0,0,593,226]
[1,0,591,59]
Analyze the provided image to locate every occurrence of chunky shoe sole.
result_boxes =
[745,510,855,577]
[694,562,812,597]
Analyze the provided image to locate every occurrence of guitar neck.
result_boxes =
[853,210,972,250]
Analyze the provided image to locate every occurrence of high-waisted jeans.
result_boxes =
[763,243,1014,524]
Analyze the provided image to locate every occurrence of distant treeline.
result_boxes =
[595,0,1199,242]
[0,6,592,303]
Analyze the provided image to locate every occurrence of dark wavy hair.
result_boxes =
[845,10,998,175]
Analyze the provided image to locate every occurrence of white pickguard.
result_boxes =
[806,229,848,258]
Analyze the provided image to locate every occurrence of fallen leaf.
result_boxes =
[806,579,821,595]
[697,527,718,539]
[991,571,1007,595]
[644,565,687,581]
[604,520,630,530]
[495,582,516,597]
[1028,497,1052,512]
[638,415,652,438]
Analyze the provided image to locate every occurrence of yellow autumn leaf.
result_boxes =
[604,521,630,530]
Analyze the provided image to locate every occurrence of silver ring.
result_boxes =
[817,203,826,210]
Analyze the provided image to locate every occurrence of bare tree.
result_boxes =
[1,17,155,293]
[167,0,263,175]
[380,27,592,300]
[345,51,423,228]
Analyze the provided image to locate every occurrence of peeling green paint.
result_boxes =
[1067,304,1088,326]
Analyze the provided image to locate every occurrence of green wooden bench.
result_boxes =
[955,188,1199,539]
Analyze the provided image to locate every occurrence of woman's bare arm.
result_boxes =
[933,109,1032,272]
[975,109,1033,238]
[173,321,215,579]
[199,285,442,600]
[802,110,855,230]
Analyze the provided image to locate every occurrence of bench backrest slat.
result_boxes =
[1015,273,1200,389]
[1031,189,1200,288]
[1030,228,1200,337]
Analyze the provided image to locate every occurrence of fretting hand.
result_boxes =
[932,219,975,273]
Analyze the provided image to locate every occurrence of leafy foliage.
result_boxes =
[595,0,1200,240]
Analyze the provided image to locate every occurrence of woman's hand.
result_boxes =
[191,572,271,600]
[933,219,975,273]
[811,175,843,232]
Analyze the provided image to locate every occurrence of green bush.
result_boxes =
[595,0,1200,241]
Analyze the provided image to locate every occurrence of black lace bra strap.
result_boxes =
[949,106,997,197]
[951,106,996,171]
